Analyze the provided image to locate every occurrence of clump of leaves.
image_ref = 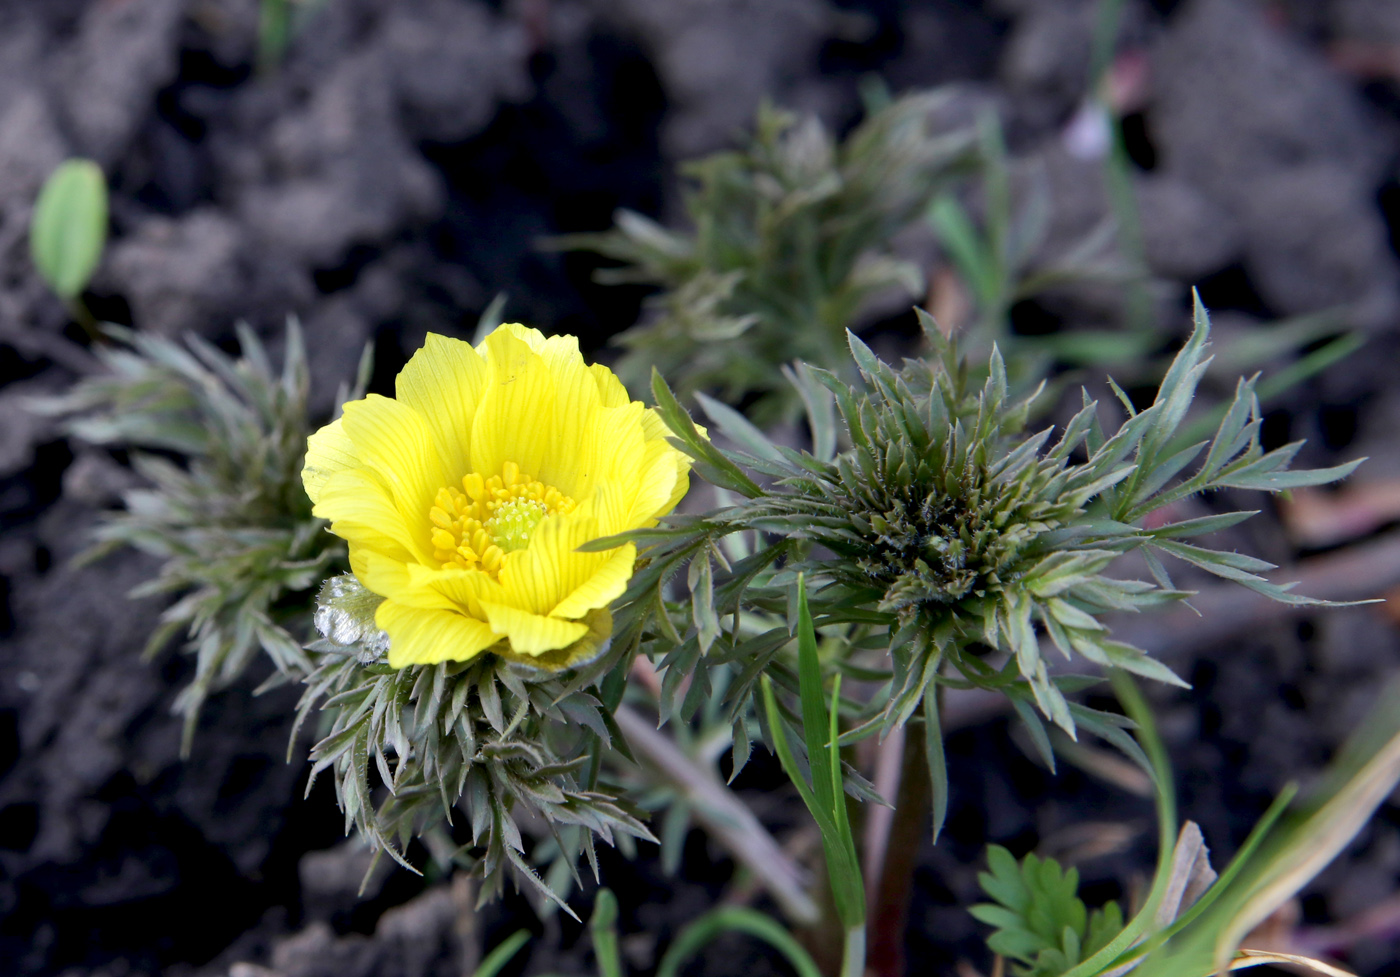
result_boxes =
[968,675,1400,977]
[302,574,653,910]
[972,846,1124,977]
[35,320,656,906]
[556,93,977,422]
[606,296,1362,844]
[928,116,1138,372]
[927,120,1365,410]
[33,300,1366,919]
[30,323,358,751]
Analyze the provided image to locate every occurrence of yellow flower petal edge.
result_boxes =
[304,324,693,670]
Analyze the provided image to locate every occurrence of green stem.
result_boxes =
[656,906,825,977]
[65,296,103,345]
[1089,0,1128,88]
[1103,125,1153,334]
[1060,670,1178,977]
[1089,0,1153,335]
[1112,670,1177,856]
[258,0,294,72]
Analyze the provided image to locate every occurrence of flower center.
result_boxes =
[429,461,575,577]
[489,499,547,553]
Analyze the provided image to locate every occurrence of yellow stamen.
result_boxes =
[428,466,575,576]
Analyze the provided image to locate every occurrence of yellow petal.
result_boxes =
[341,394,446,530]
[523,329,580,370]
[353,548,457,611]
[497,511,607,615]
[639,404,670,441]
[488,325,602,496]
[625,439,682,527]
[479,601,588,655]
[498,321,550,351]
[532,334,604,495]
[317,468,426,564]
[638,408,694,519]
[378,600,501,668]
[406,563,507,618]
[580,481,631,538]
[551,542,636,619]
[581,402,646,496]
[395,333,487,482]
[661,452,692,519]
[470,329,557,483]
[568,422,680,536]
[302,415,358,504]
[590,363,631,408]
[494,608,612,671]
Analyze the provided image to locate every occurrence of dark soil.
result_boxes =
[2,0,1400,975]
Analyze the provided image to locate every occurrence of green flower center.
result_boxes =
[487,499,548,553]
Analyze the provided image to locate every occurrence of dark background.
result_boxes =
[1,0,1400,974]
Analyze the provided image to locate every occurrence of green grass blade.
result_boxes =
[656,906,824,977]
[924,686,949,844]
[761,674,862,924]
[797,575,838,818]
[1158,785,1297,941]
[796,576,865,927]
[590,888,623,977]
[257,0,294,71]
[826,672,863,908]
[472,930,531,977]
[761,676,834,840]
[760,580,867,931]
[1211,725,1400,972]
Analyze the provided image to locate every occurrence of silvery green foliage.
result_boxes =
[31,323,356,752]
[607,297,1361,791]
[30,298,1364,914]
[928,116,1142,373]
[38,321,657,907]
[556,94,978,422]
[303,575,652,912]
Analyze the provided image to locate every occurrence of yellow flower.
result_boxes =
[302,325,692,669]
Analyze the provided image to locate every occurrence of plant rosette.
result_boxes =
[302,324,693,670]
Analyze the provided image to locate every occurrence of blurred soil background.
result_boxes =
[2,0,1400,975]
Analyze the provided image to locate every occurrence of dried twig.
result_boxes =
[612,704,820,925]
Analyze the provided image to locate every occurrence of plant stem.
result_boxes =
[1103,125,1153,334]
[840,924,867,977]
[65,296,103,345]
[258,0,294,72]
[867,720,931,977]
